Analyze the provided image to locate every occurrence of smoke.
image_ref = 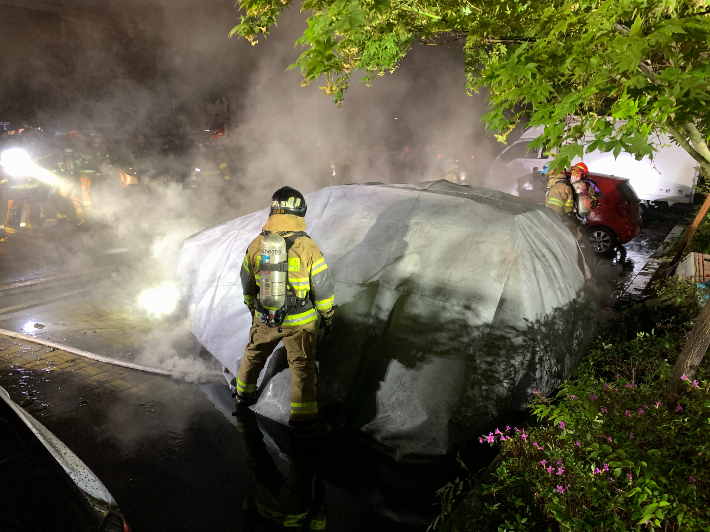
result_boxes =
[0,0,508,380]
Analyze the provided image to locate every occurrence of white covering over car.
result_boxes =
[176,181,596,459]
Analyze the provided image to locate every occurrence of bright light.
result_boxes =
[1,148,33,176]
[138,284,180,316]
[1,148,60,185]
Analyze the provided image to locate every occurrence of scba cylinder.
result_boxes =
[259,233,287,313]
[571,179,591,218]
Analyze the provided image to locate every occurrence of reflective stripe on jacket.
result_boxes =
[240,214,335,326]
[545,177,574,216]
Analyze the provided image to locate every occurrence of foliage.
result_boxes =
[479,374,710,531]
[435,282,710,531]
[231,0,710,172]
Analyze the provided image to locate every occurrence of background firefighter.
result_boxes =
[543,161,597,238]
[236,186,335,437]
[0,148,42,241]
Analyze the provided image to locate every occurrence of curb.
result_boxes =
[0,328,224,380]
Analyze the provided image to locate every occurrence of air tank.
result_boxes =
[571,178,591,218]
[259,233,287,312]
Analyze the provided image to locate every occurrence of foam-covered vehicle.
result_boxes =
[0,386,130,531]
[176,181,598,460]
[518,172,642,255]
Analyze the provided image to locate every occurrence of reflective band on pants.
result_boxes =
[236,316,318,421]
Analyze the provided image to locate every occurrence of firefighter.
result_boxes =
[236,186,335,437]
[188,143,230,189]
[443,158,463,184]
[543,161,577,234]
[570,162,598,210]
[0,148,42,241]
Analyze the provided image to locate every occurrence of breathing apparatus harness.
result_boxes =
[257,230,312,329]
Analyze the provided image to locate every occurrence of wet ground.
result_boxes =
[0,212,685,531]
[0,336,449,531]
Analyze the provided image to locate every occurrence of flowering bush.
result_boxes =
[434,278,710,531]
[478,373,710,530]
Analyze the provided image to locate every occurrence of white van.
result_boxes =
[488,125,699,205]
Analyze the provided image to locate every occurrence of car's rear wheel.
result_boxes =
[587,226,618,256]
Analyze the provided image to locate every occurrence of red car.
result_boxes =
[518,171,642,255]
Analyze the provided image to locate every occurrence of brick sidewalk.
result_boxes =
[0,334,186,426]
[0,289,221,373]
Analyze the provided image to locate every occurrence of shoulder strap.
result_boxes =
[282,231,310,253]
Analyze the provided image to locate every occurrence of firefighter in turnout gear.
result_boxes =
[236,186,335,437]
[189,143,230,189]
[544,162,577,234]
[0,147,42,241]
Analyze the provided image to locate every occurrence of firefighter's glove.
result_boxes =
[590,197,599,209]
[321,310,334,340]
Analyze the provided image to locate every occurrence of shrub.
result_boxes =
[480,375,710,530]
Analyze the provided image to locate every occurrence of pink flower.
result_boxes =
[557,467,564,476]
[499,435,507,441]
[556,485,565,494]
[638,408,644,416]
[627,473,633,481]
[478,437,484,444]
[540,460,547,467]
[629,432,635,439]
[625,410,631,417]
[570,395,577,399]
[655,401,662,408]
[532,388,538,394]
[495,428,501,435]
[614,388,619,393]
[594,467,601,474]
[590,394,597,400]
[533,441,540,449]
[557,459,562,465]
[607,437,612,442]
[681,374,689,381]
[575,441,581,447]
[521,431,528,441]
[615,374,620,380]
[558,420,565,430]
[690,475,697,483]
[692,380,700,388]
[514,427,520,432]
[547,466,554,474]
[487,433,495,443]
[603,464,609,472]
[505,426,511,431]
[601,407,608,413]
[643,404,649,409]
[677,404,684,412]
[604,384,610,390]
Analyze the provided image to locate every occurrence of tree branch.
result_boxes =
[685,122,710,163]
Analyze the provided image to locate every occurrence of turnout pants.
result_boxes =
[236,315,319,424]
[4,190,41,237]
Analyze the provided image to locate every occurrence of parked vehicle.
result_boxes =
[517,171,642,255]
[0,386,130,531]
[491,125,699,207]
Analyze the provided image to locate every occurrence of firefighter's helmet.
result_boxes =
[270,186,307,217]
[572,162,589,176]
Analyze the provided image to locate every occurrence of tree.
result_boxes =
[231,0,710,398]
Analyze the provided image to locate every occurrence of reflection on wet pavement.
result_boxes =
[0,336,448,531]
[587,222,678,305]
